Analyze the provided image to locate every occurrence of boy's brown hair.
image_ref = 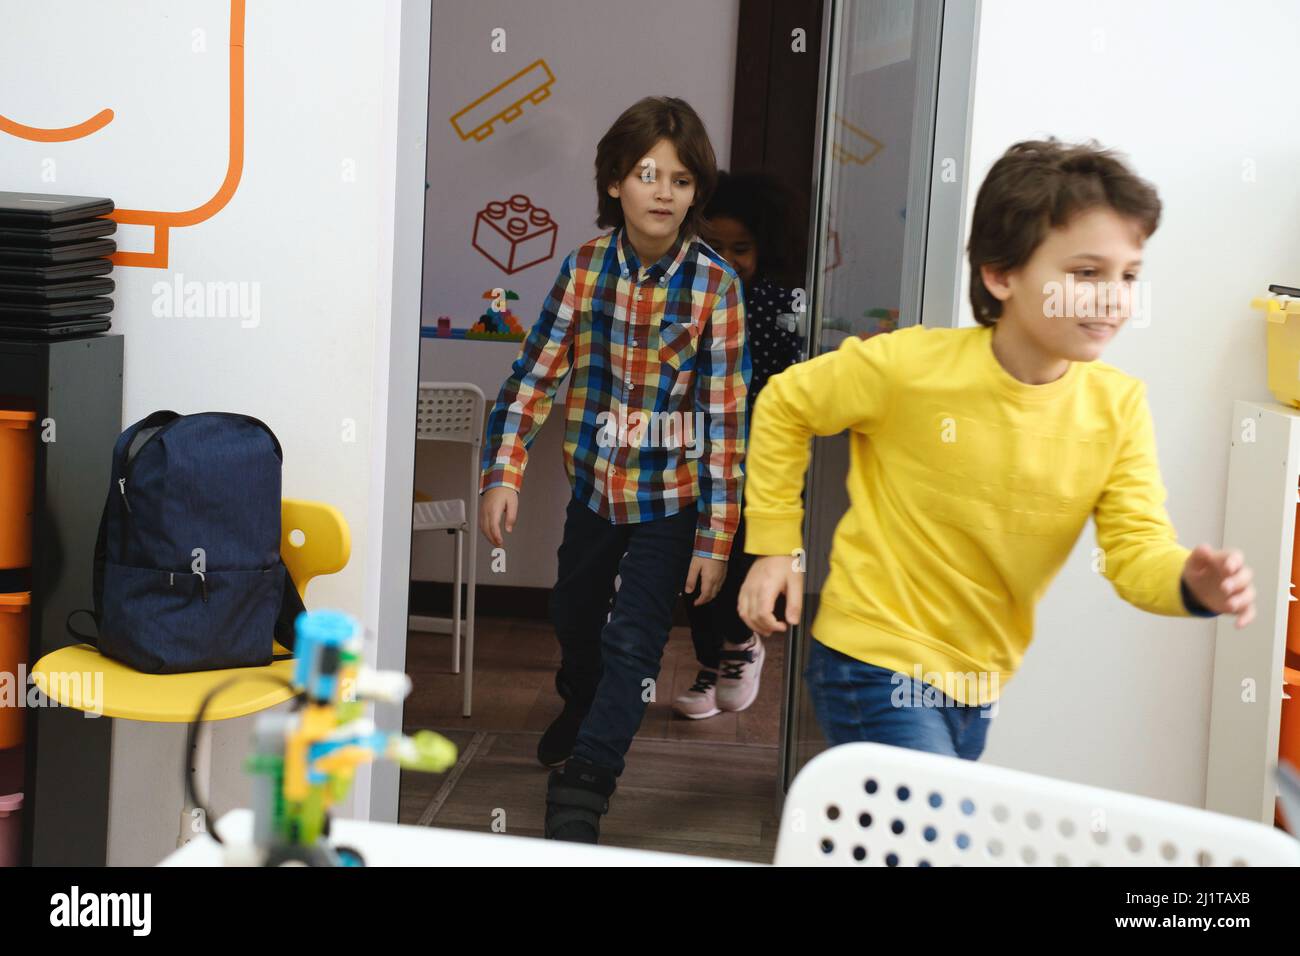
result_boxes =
[967,138,1162,326]
[594,96,717,239]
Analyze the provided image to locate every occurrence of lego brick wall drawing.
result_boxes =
[430,57,564,344]
[421,2,737,357]
[831,113,884,166]
[472,193,558,275]
[0,0,247,269]
[449,59,556,143]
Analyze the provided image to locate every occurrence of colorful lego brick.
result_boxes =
[467,288,526,341]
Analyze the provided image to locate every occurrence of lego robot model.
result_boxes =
[229,609,458,867]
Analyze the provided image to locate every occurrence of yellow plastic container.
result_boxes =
[1253,296,1300,408]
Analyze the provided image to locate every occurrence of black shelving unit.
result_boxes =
[0,332,121,865]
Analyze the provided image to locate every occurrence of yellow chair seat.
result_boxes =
[31,644,297,722]
[31,499,349,724]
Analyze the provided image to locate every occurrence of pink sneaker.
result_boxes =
[716,635,765,712]
[674,670,721,719]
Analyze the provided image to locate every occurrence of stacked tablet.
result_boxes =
[0,192,116,338]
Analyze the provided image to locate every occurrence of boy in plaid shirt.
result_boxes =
[479,96,750,842]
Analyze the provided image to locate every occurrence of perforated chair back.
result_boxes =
[417,382,486,446]
[775,742,1300,867]
[411,382,486,718]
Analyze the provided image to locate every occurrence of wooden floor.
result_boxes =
[399,616,786,863]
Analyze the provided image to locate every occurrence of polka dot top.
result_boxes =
[742,275,802,406]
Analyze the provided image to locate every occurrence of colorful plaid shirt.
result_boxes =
[480,227,750,561]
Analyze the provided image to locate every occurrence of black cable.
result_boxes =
[185,673,302,847]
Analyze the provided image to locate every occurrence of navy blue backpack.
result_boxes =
[70,411,304,673]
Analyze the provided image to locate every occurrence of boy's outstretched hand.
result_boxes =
[684,556,726,606]
[738,554,804,636]
[1182,544,1256,629]
[479,486,518,548]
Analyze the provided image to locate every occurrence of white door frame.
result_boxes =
[360,0,432,823]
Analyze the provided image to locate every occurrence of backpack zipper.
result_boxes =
[116,413,180,559]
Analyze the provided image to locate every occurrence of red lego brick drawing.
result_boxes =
[824,224,843,273]
[472,194,557,274]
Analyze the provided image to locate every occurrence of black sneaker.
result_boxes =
[545,758,617,843]
[537,698,587,768]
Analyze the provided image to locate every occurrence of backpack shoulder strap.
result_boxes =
[66,609,99,645]
[65,489,112,646]
[275,556,306,652]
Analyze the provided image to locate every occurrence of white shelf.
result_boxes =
[1205,399,1300,822]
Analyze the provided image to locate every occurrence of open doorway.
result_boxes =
[394,0,973,861]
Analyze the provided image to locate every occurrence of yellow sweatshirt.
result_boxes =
[742,323,1194,704]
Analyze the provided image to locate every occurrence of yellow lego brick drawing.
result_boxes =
[450,59,556,143]
[832,114,884,166]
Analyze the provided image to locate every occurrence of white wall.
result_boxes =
[414,0,740,589]
[963,0,1300,806]
[0,0,417,862]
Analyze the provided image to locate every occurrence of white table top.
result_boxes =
[159,809,758,866]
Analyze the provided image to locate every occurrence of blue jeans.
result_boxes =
[804,637,994,760]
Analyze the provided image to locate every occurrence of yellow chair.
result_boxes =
[31,498,350,847]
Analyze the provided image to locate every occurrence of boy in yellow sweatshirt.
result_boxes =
[737,139,1256,759]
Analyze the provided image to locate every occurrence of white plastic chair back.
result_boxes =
[775,742,1300,867]
[417,382,485,446]
[412,382,487,718]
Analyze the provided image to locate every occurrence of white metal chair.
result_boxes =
[409,382,485,718]
[775,742,1300,867]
